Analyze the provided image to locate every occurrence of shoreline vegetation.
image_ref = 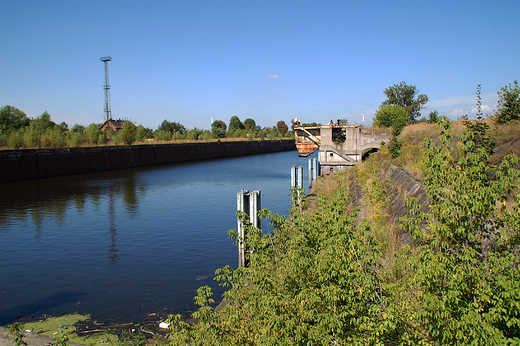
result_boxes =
[0,105,296,151]
[4,116,519,345]
[158,116,518,345]
[0,136,297,152]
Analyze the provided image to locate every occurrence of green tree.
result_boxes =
[495,80,520,124]
[7,128,25,149]
[21,111,57,148]
[136,125,152,141]
[67,130,85,147]
[211,120,226,138]
[381,81,429,123]
[186,127,203,140]
[118,121,137,145]
[276,120,288,134]
[373,104,409,135]
[154,130,171,141]
[41,127,66,148]
[427,110,439,124]
[228,116,244,131]
[85,123,102,145]
[158,119,187,134]
[71,124,85,133]
[0,105,29,133]
[244,118,256,130]
[30,111,56,132]
[58,121,68,132]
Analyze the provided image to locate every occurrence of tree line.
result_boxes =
[0,108,293,149]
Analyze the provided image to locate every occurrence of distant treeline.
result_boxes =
[0,106,294,149]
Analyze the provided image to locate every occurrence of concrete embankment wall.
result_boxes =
[0,140,296,183]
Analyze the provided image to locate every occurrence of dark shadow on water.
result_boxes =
[0,291,84,325]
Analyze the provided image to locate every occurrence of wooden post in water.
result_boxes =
[237,189,261,268]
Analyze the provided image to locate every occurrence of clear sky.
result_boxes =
[1,0,519,130]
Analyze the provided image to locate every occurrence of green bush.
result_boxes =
[118,121,137,145]
[495,80,520,124]
[136,125,152,141]
[200,130,213,141]
[41,127,66,148]
[186,128,203,140]
[85,124,102,145]
[154,130,171,141]
[388,136,402,158]
[23,126,41,148]
[67,131,85,147]
[212,127,226,138]
[0,132,8,147]
[373,104,409,136]
[7,129,25,149]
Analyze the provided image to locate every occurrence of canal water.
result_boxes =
[0,150,316,325]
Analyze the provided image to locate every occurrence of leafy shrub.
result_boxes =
[7,128,24,149]
[118,121,137,145]
[212,127,226,138]
[373,105,409,136]
[85,124,102,145]
[67,131,85,147]
[154,130,171,141]
[136,125,152,141]
[395,116,520,344]
[495,80,520,124]
[41,127,66,148]
[199,130,213,141]
[23,126,41,148]
[388,136,402,158]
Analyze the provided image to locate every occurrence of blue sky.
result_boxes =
[1,0,519,130]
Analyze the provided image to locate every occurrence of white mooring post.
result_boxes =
[308,158,314,189]
[291,166,304,204]
[291,165,297,188]
[298,165,303,190]
[312,158,318,186]
[237,189,261,268]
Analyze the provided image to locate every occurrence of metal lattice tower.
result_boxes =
[100,56,112,122]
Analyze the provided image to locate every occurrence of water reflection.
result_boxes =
[0,170,143,236]
[108,190,120,264]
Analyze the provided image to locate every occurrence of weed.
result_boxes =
[4,323,27,346]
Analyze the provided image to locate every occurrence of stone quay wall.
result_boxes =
[0,140,296,183]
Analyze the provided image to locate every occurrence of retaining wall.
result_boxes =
[0,140,296,183]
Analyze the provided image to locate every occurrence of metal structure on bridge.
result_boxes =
[292,119,391,175]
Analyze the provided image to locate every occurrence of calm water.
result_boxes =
[0,150,315,325]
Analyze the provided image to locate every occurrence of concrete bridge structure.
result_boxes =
[293,120,391,175]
